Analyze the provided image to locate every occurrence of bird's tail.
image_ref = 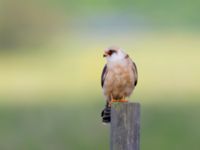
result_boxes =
[101,103,111,123]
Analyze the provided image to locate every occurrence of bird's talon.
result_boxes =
[119,99,128,103]
[109,99,128,106]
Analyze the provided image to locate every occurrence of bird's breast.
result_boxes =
[103,62,135,99]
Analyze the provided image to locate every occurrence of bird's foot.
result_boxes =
[118,96,128,103]
[111,99,121,103]
[118,99,128,103]
[109,99,128,106]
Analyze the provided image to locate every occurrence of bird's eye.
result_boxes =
[108,50,116,55]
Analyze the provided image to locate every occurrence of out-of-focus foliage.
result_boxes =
[0,0,199,50]
[0,0,64,50]
[0,0,200,150]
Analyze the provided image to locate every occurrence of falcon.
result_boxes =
[101,47,138,123]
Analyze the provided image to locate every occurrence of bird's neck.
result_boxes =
[107,59,127,68]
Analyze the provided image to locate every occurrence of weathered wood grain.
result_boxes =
[110,102,140,150]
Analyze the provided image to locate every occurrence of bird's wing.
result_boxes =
[101,64,107,87]
[132,61,138,86]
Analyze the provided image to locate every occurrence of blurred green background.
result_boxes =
[0,0,200,150]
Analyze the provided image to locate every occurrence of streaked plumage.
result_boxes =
[101,47,138,123]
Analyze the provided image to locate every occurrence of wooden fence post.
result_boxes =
[110,102,140,150]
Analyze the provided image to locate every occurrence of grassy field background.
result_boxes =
[0,0,200,149]
[0,32,200,150]
[0,100,200,150]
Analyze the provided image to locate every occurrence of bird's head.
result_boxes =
[103,46,127,62]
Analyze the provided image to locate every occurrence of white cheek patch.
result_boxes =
[107,51,126,62]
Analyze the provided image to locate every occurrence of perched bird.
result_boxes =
[101,47,138,123]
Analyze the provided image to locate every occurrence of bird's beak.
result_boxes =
[103,52,108,57]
